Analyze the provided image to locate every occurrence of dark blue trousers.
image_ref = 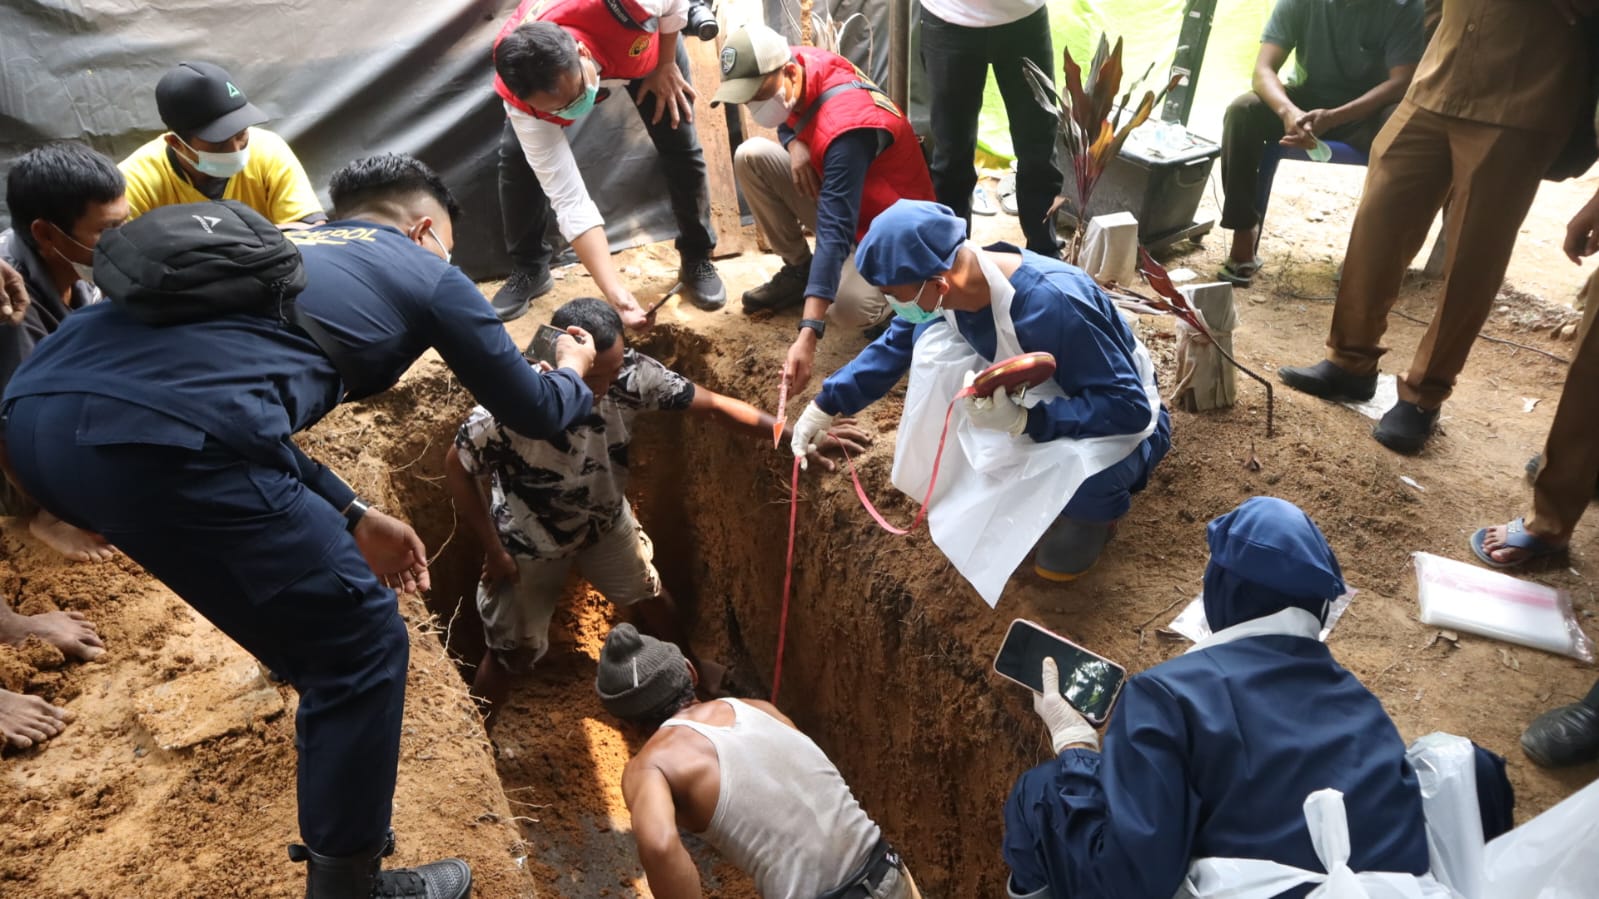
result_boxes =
[1061,407,1173,523]
[4,393,407,857]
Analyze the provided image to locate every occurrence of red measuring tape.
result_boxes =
[769,352,1056,700]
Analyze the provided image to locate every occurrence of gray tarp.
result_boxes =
[0,0,890,281]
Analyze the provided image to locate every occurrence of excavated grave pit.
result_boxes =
[387,325,1037,897]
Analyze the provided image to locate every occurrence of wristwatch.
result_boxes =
[344,498,371,532]
[798,318,826,340]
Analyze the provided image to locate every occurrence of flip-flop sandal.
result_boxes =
[1469,518,1567,570]
[997,172,1019,216]
[1217,258,1261,287]
[972,185,998,216]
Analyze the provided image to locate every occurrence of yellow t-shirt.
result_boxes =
[118,128,324,225]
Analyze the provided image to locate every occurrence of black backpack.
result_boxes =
[94,199,306,324]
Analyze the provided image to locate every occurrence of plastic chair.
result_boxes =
[1253,140,1368,249]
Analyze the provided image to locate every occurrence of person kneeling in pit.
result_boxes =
[793,200,1169,585]
[1002,497,1514,898]
[596,623,922,899]
[446,298,865,724]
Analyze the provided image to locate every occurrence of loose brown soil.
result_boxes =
[3,162,1597,898]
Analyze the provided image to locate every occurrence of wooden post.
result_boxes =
[888,0,910,111]
[685,35,752,258]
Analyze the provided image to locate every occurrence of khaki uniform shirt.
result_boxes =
[1408,0,1590,135]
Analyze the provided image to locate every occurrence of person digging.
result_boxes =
[596,623,922,899]
[446,297,866,727]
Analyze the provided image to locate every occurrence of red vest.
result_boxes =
[788,47,934,242]
[493,0,660,127]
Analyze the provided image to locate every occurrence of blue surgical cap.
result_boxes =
[854,199,966,287]
[1202,497,1345,631]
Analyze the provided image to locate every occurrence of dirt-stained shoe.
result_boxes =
[491,268,554,322]
[1277,360,1377,402]
[742,261,810,313]
[678,257,727,311]
[292,831,472,899]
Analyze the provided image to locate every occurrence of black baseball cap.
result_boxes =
[155,62,268,143]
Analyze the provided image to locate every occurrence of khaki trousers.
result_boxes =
[1528,274,1599,543]
[733,137,891,329]
[1328,100,1563,408]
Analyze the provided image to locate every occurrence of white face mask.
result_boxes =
[52,226,97,286]
[750,84,793,128]
[175,134,251,179]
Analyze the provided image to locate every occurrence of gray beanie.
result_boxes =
[595,624,690,721]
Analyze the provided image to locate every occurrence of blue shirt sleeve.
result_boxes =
[1003,676,1200,898]
[289,441,357,511]
[813,316,918,415]
[777,123,795,148]
[1010,273,1154,443]
[805,127,890,303]
[423,268,594,438]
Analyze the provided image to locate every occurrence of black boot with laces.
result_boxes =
[290,830,471,899]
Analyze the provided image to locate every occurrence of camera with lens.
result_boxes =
[686,0,718,41]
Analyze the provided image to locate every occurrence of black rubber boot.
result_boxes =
[1521,701,1599,769]
[1372,400,1439,455]
[741,261,810,313]
[1277,360,1377,402]
[290,831,472,899]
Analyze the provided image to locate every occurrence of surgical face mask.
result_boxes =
[426,226,452,264]
[556,60,600,119]
[888,278,944,324]
[52,226,97,286]
[750,84,793,128]
[175,134,250,179]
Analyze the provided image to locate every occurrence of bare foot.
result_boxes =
[1480,523,1567,566]
[0,689,73,749]
[29,511,116,563]
[0,605,104,661]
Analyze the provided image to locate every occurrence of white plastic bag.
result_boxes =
[1177,789,1459,899]
[889,246,1160,605]
[1480,777,1599,899]
[1413,552,1595,661]
[1405,733,1486,899]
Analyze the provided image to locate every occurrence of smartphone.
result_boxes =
[993,619,1127,726]
[525,324,567,367]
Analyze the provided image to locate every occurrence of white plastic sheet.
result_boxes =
[1413,552,1595,661]
[1480,777,1599,898]
[1405,733,1486,899]
[889,244,1160,606]
[1178,789,1458,899]
[1079,212,1140,286]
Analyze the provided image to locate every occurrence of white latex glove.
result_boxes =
[791,402,836,470]
[1033,657,1099,753]
[962,374,1028,436]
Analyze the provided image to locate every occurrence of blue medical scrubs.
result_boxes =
[1,221,592,857]
[813,247,1170,522]
[1003,498,1434,898]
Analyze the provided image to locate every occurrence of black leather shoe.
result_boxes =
[1372,400,1439,455]
[1521,702,1599,768]
[1277,360,1377,402]
[491,268,554,322]
[291,831,472,899]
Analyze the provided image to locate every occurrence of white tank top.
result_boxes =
[660,699,882,898]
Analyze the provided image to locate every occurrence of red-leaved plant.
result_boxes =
[1132,248,1275,438]
[1022,36,1180,264]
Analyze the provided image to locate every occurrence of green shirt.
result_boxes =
[1263,0,1426,110]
